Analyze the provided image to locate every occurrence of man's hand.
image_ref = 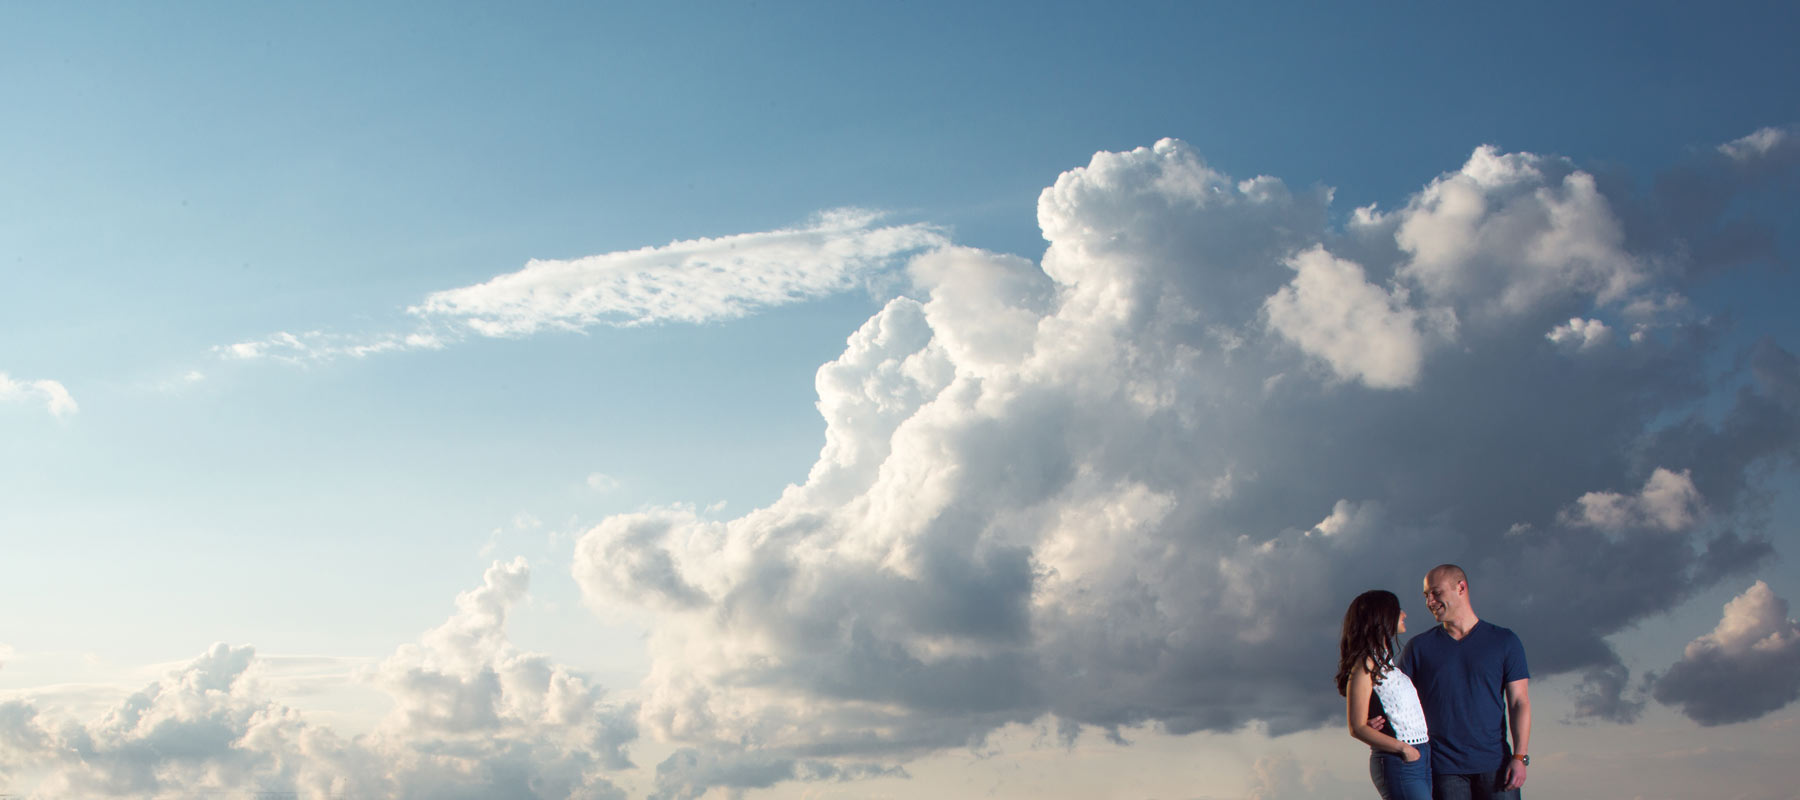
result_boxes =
[1366,715,1387,733]
[1502,758,1527,790]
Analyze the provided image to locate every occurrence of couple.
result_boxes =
[1335,565,1531,800]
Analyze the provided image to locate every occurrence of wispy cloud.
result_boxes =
[215,328,450,365]
[1718,125,1796,164]
[216,209,946,364]
[0,372,78,418]
[414,208,946,335]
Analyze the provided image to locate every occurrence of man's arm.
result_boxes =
[1502,678,1531,790]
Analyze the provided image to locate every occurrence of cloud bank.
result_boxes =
[567,136,1798,797]
[0,560,637,799]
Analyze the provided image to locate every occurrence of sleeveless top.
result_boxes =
[1371,658,1430,746]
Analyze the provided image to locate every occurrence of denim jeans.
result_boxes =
[1370,741,1432,800]
[1431,767,1520,800]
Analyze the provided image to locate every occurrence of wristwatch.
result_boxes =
[1512,754,1530,767]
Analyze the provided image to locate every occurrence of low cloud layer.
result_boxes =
[0,372,77,418]
[0,560,637,798]
[217,209,944,364]
[570,135,1798,796]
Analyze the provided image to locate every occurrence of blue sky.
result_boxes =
[4,3,1800,798]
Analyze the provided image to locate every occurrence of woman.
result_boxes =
[1336,589,1431,800]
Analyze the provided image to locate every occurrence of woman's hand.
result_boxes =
[1401,744,1421,763]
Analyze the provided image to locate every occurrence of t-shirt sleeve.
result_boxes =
[1503,629,1530,682]
[1398,636,1418,678]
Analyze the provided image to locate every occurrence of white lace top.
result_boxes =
[1371,659,1430,746]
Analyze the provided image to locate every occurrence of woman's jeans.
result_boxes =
[1370,741,1432,800]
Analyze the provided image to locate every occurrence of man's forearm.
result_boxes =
[1509,698,1531,756]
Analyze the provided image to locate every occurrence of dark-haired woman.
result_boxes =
[1337,589,1431,800]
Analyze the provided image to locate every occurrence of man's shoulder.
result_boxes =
[1476,619,1514,635]
[1475,620,1525,646]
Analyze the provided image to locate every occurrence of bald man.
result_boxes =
[1398,564,1532,800]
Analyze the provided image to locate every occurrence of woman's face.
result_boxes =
[1396,609,1408,634]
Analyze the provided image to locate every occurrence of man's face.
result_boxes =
[1423,573,1463,622]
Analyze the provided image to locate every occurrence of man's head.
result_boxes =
[1422,563,1470,624]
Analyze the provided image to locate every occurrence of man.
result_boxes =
[1399,564,1531,800]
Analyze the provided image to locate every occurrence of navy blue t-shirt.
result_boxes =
[1398,620,1529,775]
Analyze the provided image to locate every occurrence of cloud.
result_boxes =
[1654,581,1800,726]
[647,747,903,800]
[1243,750,1362,800]
[1604,124,1799,285]
[1547,317,1613,351]
[574,509,716,614]
[585,473,621,493]
[1718,125,1799,167]
[1566,662,1647,724]
[215,328,449,365]
[0,560,637,798]
[412,208,946,336]
[1564,467,1705,533]
[216,210,944,365]
[0,371,78,418]
[1380,145,1646,320]
[1264,245,1447,389]
[564,136,1798,795]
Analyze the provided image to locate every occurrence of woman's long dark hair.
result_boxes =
[1335,589,1402,697]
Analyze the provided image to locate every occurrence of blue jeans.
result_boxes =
[1370,741,1432,800]
[1432,767,1520,800]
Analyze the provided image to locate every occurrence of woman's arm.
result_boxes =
[1346,660,1419,761]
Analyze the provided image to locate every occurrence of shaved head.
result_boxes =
[1428,564,1468,589]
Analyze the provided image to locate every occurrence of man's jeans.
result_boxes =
[1432,767,1520,800]
[1369,741,1431,800]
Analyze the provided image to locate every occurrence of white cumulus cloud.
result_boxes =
[1388,145,1646,320]
[1264,245,1447,389]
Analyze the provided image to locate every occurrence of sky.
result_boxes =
[3,2,1800,798]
